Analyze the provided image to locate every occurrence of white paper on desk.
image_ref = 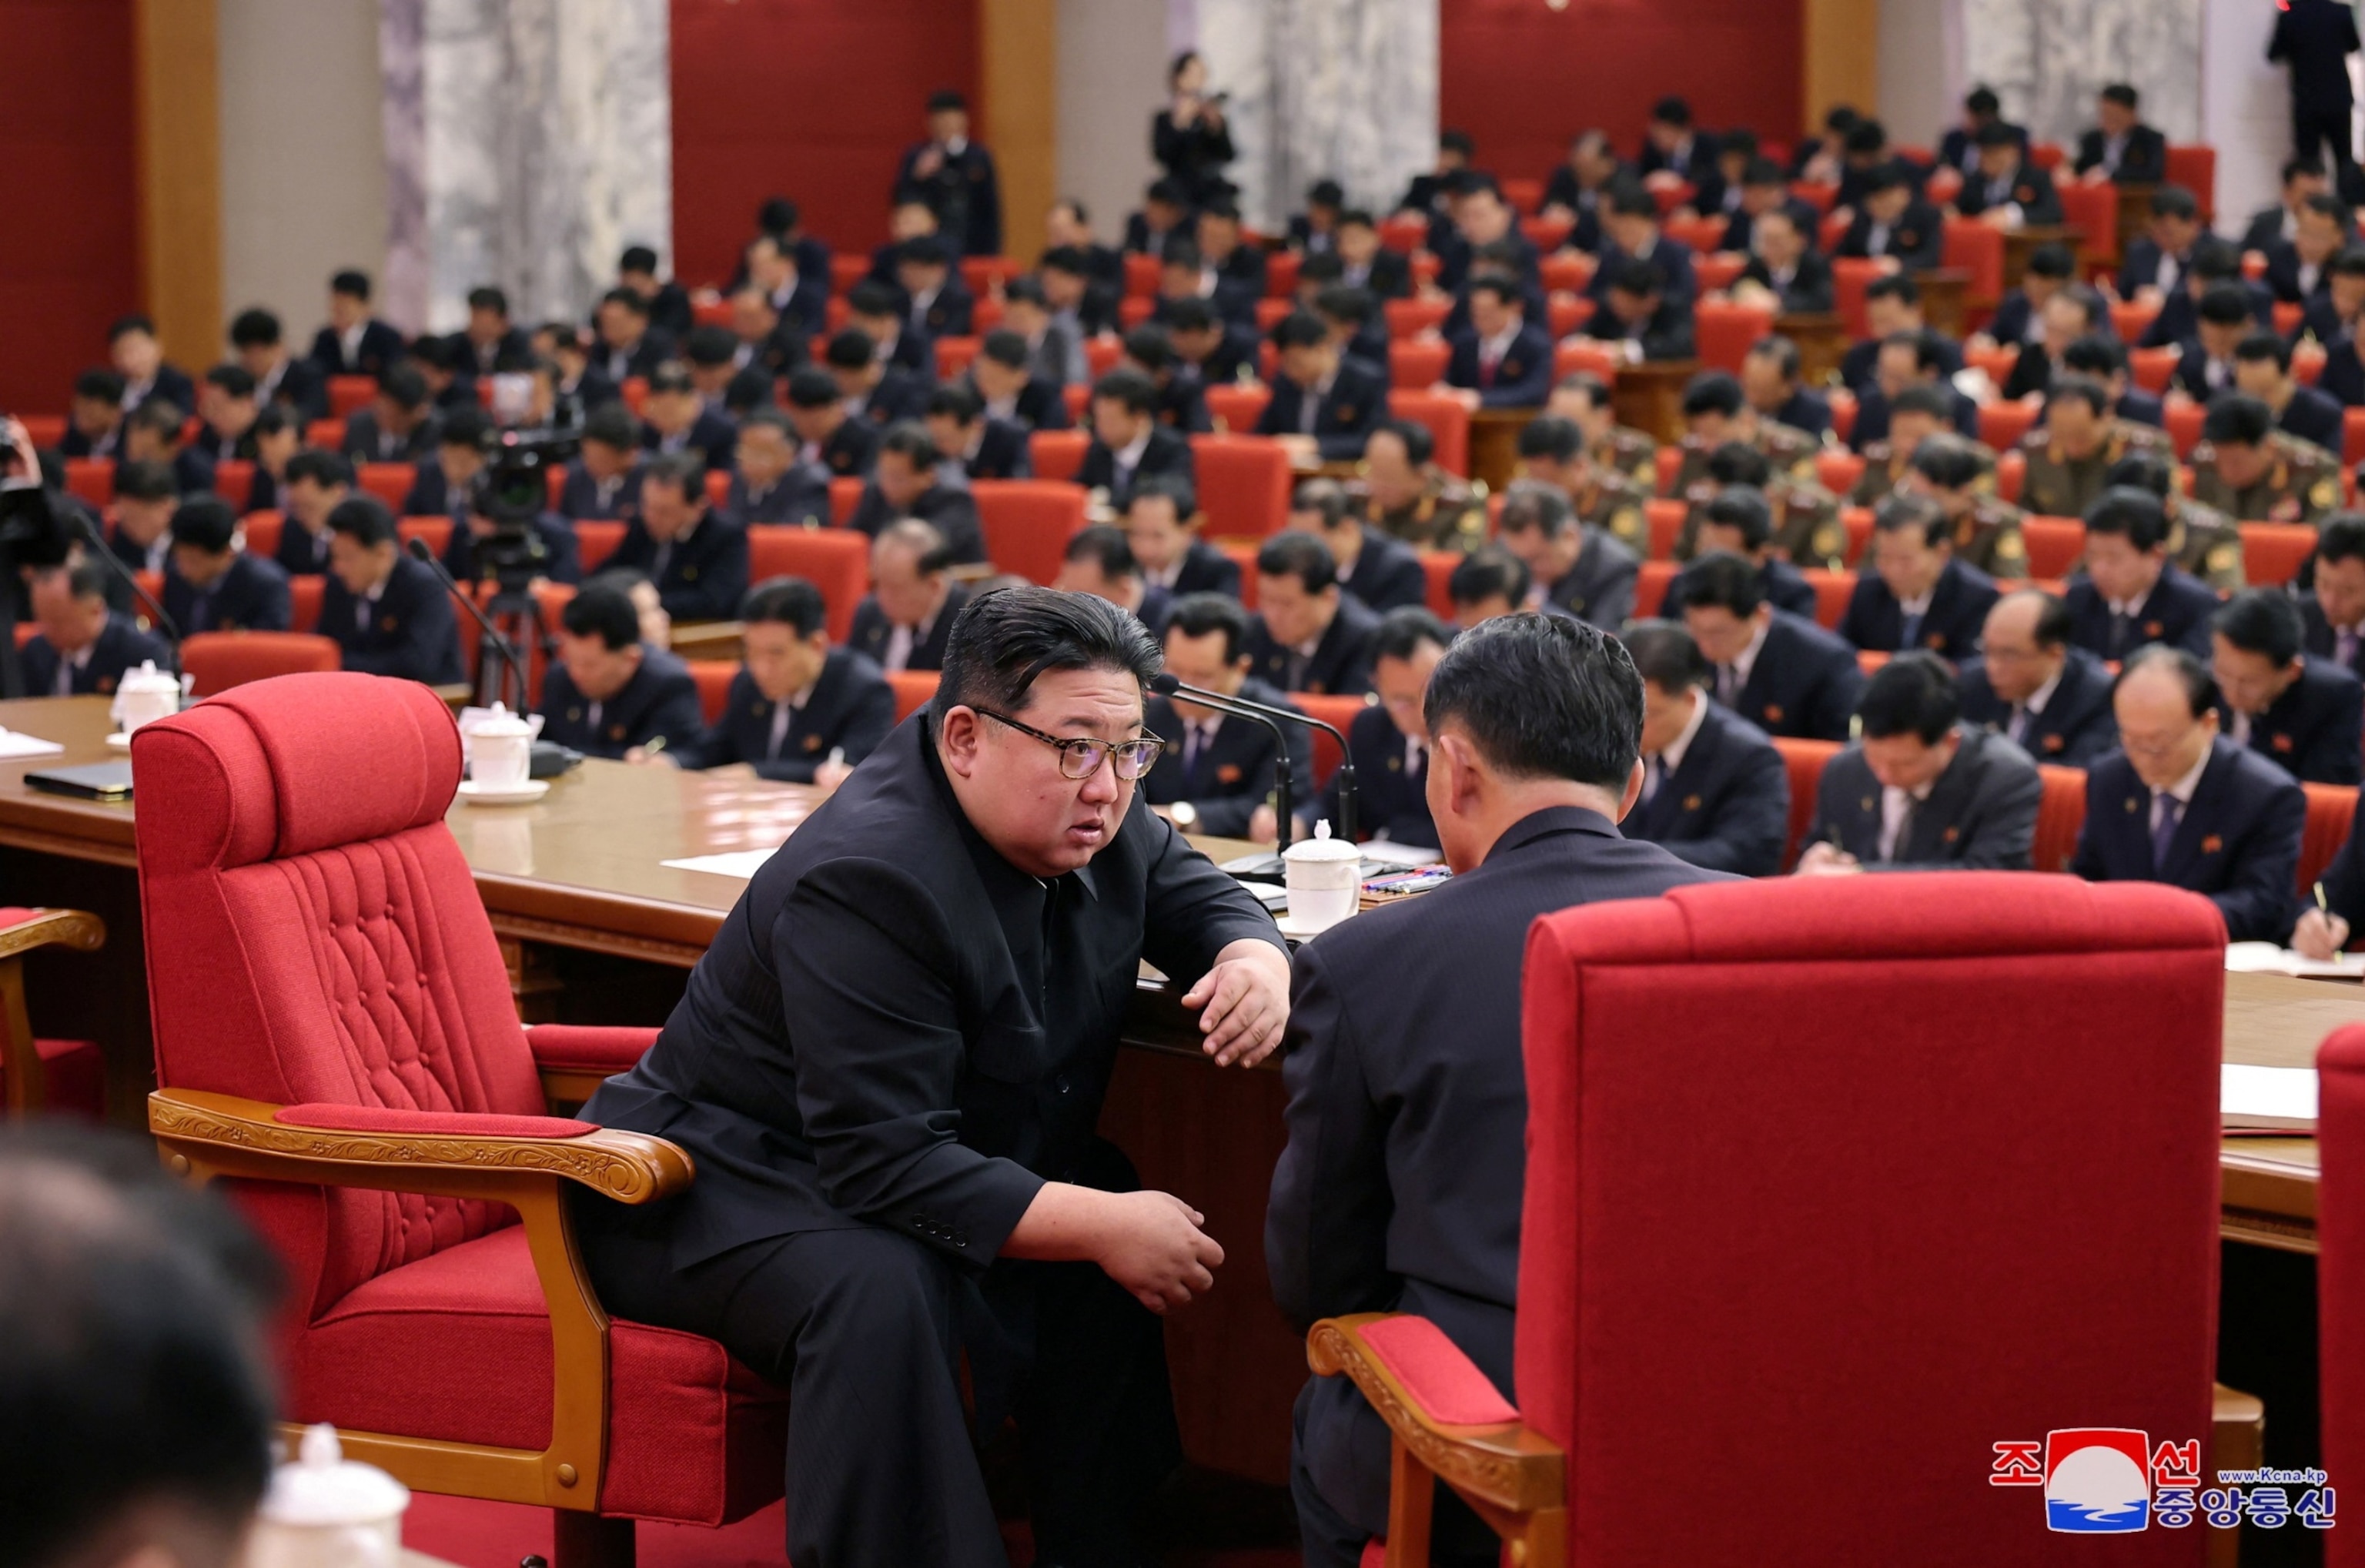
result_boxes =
[661,848,784,880]
[2225,941,2365,979]
[0,729,65,760]
[2223,1064,2320,1128]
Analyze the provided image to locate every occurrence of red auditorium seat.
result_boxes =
[0,908,107,1118]
[2240,523,2320,589]
[973,480,1087,586]
[828,476,861,526]
[2347,408,2365,469]
[959,256,1019,299]
[1386,389,1470,477]
[2030,765,2089,872]
[886,670,939,722]
[308,418,346,450]
[181,633,342,697]
[136,676,789,1554]
[396,517,451,558]
[1829,257,1882,339]
[934,336,982,379]
[574,520,625,573]
[214,459,255,506]
[1941,220,2003,308]
[289,576,324,634]
[1388,339,1450,391]
[1839,506,1875,566]
[1122,252,1160,298]
[357,463,414,510]
[65,459,114,508]
[1084,336,1122,379]
[1772,737,1838,868]
[1264,250,1300,299]
[1420,553,1458,619]
[1029,430,1089,484]
[1189,437,1291,539]
[1118,297,1154,329]
[2018,517,2086,579]
[327,376,378,417]
[1383,298,1450,338]
[2112,299,2162,345]
[2130,346,2179,396]
[1254,298,1291,333]
[685,659,735,724]
[1635,559,1678,619]
[747,526,867,642]
[240,510,284,560]
[1813,450,1863,497]
[1643,500,1685,560]
[1218,543,1260,610]
[1693,300,1772,375]
[20,414,66,450]
[2165,145,2216,219]
[1379,214,1427,254]
[1801,569,1852,630]
[2058,181,2119,270]
[1290,692,1369,791]
[1978,401,2039,453]
[1538,253,1594,294]
[1552,341,1620,383]
[1316,872,2230,1564]
[1206,384,1271,435]
[1520,216,1573,253]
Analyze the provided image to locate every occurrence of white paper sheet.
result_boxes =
[660,848,781,880]
[2223,1064,2320,1127]
[2225,941,2365,979]
[0,729,65,760]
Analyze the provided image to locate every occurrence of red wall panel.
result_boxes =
[1440,0,1804,192]
[0,0,139,418]
[670,0,978,289]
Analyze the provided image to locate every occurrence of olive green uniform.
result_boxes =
[1592,423,1661,490]
[1848,440,1999,509]
[1575,470,1653,557]
[1942,496,2029,580]
[1363,468,1488,553]
[2016,422,2175,520]
[1677,477,1849,569]
[1666,419,1823,498]
[2186,433,2342,526]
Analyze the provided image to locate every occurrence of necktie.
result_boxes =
[1641,756,1661,805]
[2009,705,2030,745]
[766,701,791,761]
[52,656,72,697]
[2150,791,2183,871]
[1300,386,1320,436]
[2339,629,2360,671]
[1716,664,1738,704]
[1898,610,1924,650]
[2108,610,2133,659]
[1478,349,1498,389]
[1885,797,1918,863]
[1183,721,1214,784]
[1286,648,1312,691]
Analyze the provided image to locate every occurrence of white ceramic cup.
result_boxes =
[115,663,179,734]
[247,1425,407,1568]
[1283,821,1362,932]
[473,731,532,791]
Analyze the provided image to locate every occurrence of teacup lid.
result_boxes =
[471,701,534,740]
[259,1425,410,1526]
[1283,818,1360,862]
[118,660,177,696]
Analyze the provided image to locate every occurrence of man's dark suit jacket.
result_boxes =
[1298,704,1434,848]
[1736,251,1836,315]
[1809,727,2044,870]
[2071,737,2306,943]
[274,517,333,577]
[2073,124,2169,185]
[2062,565,2218,661]
[1140,680,1313,837]
[1578,295,1698,363]
[557,459,646,524]
[1253,361,1387,462]
[1985,289,2047,346]
[1157,538,1242,600]
[1837,557,1999,662]
[536,647,706,760]
[1835,200,1946,270]
[1245,594,1379,696]
[1651,557,1817,621]
[680,651,896,783]
[1718,198,1823,259]
[1957,647,2120,767]
[1268,807,1728,1544]
[607,514,751,622]
[2274,0,2363,115]
[2302,594,2365,679]
[848,583,972,673]
[594,329,677,386]
[1627,698,1788,875]
[2278,386,2347,453]
[1724,610,1866,741]
[163,553,290,634]
[1584,237,1698,306]
[307,319,407,379]
[1443,322,1554,409]
[340,409,440,466]
[844,480,987,565]
[1839,331,1964,396]
[724,466,832,529]
[1940,122,2029,173]
[318,557,466,685]
[1340,249,1412,300]
[1075,426,1196,507]
[580,715,1283,1269]
[962,417,1033,481]
[2145,277,2276,348]
[1335,528,1429,613]
[2223,657,2365,784]
[20,614,175,697]
[2270,242,2337,308]
[1540,530,1641,631]
[1766,387,1834,440]
[260,356,330,421]
[1954,162,2065,227]
[643,409,741,475]
[2117,238,2192,301]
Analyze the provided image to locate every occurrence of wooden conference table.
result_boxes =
[0,694,2351,1485]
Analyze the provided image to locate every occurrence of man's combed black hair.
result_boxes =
[1621,618,1711,692]
[741,576,828,638]
[934,584,1162,724]
[1855,652,1960,744]
[1423,611,1644,789]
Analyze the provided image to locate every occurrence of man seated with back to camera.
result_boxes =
[609,453,751,624]
[536,577,704,760]
[574,587,1290,1568]
[319,496,466,687]
[1797,654,2043,874]
[163,496,289,635]
[1270,613,1734,1568]
[1621,618,1789,877]
[2209,588,2364,785]
[851,520,972,674]
[1140,593,1313,839]
[1957,589,2122,767]
[1055,525,1172,634]
[845,421,988,564]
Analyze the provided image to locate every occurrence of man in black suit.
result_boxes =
[1116,477,1232,603]
[163,496,289,635]
[1977,242,2076,350]
[1542,129,1624,243]
[21,562,175,697]
[1244,533,1379,697]
[118,400,216,499]
[1621,620,1788,875]
[1838,493,2000,661]
[1720,157,1822,257]
[744,230,829,341]
[317,496,465,686]
[926,383,1031,483]
[640,360,739,475]
[576,587,1290,1568]
[556,405,647,523]
[591,288,675,386]
[1272,612,1730,1568]
[607,453,750,623]
[1798,654,2043,874]
[1740,336,1833,441]
[2302,513,2365,678]
[1638,94,1718,181]
[784,366,882,482]
[1959,590,2121,767]
[1588,183,1698,306]
[1054,525,1172,634]
[617,246,694,341]
[1668,488,1818,620]
[1939,86,2027,174]
[1333,210,1410,300]
[653,576,895,784]
[1077,369,1196,507]
[534,580,705,760]
[1288,478,1427,613]
[2117,186,2204,303]
[2266,192,2353,306]
[541,322,621,420]
[307,272,406,381]
[849,519,972,673]
[969,329,1071,433]
[453,285,530,379]
[230,306,328,421]
[1495,477,1639,632]
[894,235,976,343]
[2168,284,2256,403]
[1732,207,1835,316]
[1671,550,1865,741]
[2211,589,2364,784]
[1256,313,1386,463]
[1139,593,1313,838]
[894,89,1002,258]
[400,406,489,521]
[340,365,440,466]
[274,450,350,577]
[1835,162,1945,272]
[2235,332,2346,451]
[1445,278,1554,410]
[1285,607,1449,849]
[2072,645,2306,942]
[2244,158,2333,254]
[1152,237,1259,333]
[2073,83,2169,186]
[1044,197,1124,294]
[2062,486,2220,660]
[2273,0,2362,198]
[722,409,831,527]
[844,422,987,564]
[2303,243,2365,402]
[1955,122,2066,229]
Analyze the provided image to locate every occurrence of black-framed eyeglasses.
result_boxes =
[975,709,1166,781]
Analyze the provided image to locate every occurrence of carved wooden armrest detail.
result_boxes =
[0,908,105,961]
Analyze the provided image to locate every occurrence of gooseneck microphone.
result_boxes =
[408,537,523,707]
[72,513,182,675]
[1148,671,1357,847]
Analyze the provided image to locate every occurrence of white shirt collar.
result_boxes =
[2021,664,2065,717]
[1731,616,1772,687]
[1116,430,1152,469]
[2163,745,2210,807]
[1479,322,1521,361]
[1658,688,1709,774]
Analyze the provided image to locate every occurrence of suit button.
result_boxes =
[1055,1075,1070,1096]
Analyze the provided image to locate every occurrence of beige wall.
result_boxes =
[1055,0,1166,252]
[217,0,386,351]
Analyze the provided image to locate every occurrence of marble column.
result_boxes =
[1961,0,2201,145]
[1182,0,1437,235]
[380,0,671,338]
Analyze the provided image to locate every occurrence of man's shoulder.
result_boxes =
[2213,740,2309,811]
[1768,609,1855,664]
[1697,699,1779,759]
[2299,655,2365,704]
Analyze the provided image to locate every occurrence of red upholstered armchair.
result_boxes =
[2320,1025,2365,1568]
[132,673,784,1566]
[0,907,107,1116]
[1313,874,2252,1565]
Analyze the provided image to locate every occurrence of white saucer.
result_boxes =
[105,732,132,751]
[457,778,550,805]
[1274,910,1353,941]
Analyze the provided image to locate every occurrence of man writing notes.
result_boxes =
[1269,614,1729,1568]
[575,589,1290,1568]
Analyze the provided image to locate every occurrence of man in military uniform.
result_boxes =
[1900,436,2029,580]
[1676,441,1850,569]
[1356,418,1487,552]
[1849,384,1997,508]
[2186,394,2342,525]
[2018,376,2174,520]
[2105,452,2246,593]
[1667,371,1820,498]
[1516,416,1650,557]
[1545,373,1658,490]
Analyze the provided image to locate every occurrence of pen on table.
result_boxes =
[828,747,845,767]
[643,735,667,757]
[2317,881,2331,915]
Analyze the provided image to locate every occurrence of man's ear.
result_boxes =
[939,705,983,776]
[1615,755,1645,822]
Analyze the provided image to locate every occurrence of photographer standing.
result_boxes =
[0,418,77,698]
[1153,52,1236,209]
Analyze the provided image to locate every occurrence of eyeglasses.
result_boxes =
[975,709,1166,781]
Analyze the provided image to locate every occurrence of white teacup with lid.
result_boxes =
[246,1423,409,1568]
[469,703,535,791]
[1282,818,1362,932]
[115,660,180,734]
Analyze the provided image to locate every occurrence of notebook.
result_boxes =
[24,761,134,801]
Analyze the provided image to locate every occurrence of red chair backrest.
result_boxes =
[1539,253,1594,294]
[2130,346,2179,397]
[1827,387,1857,446]
[1829,257,1883,339]
[1801,568,1853,630]
[1500,176,1544,215]
[685,659,736,724]
[179,633,343,697]
[65,458,114,508]
[1771,737,1838,868]
[2241,522,2319,589]
[1636,559,1678,618]
[2030,142,2066,170]
[357,463,413,509]
[1788,180,1837,216]
[887,670,940,721]
[2057,179,2119,266]
[1552,340,1621,383]
[1813,450,1864,498]
[1977,401,2039,453]
[2318,1020,2365,1553]
[973,480,1088,587]
[1263,249,1300,300]
[1083,335,1122,380]
[1383,297,1450,339]
[574,520,627,572]
[1662,216,1726,255]
[1379,214,1427,254]
[746,526,868,643]
[1420,552,1458,618]
[1122,252,1160,298]
[2018,517,2086,579]
[961,255,1019,297]
[1189,436,1291,539]
[289,575,324,634]
[1940,219,2004,306]
[1219,542,1261,610]
[935,336,982,380]
[306,418,346,450]
[1388,339,1450,391]
[1205,384,1271,435]
[214,458,255,507]
[396,517,450,558]
[1386,389,1470,477]
[2165,145,2216,219]
[1644,499,1686,560]
[1693,254,1744,294]
[2029,764,2088,872]
[1029,429,1089,484]
[2111,298,2162,345]
[1118,297,1154,330]
[1520,215,1574,252]
[2303,784,2357,894]
[327,376,377,417]
[1995,450,2025,504]
[1545,296,1594,339]
[1516,874,2223,1563]
[2347,407,2365,469]
[1693,301,1772,375]
[1289,692,1367,790]
[239,510,285,563]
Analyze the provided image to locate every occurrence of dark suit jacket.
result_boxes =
[1339,249,1412,300]
[580,716,1282,1269]
[962,418,1033,482]
[1837,557,1999,661]
[340,409,440,466]
[1540,530,1641,631]
[1957,647,2120,767]
[1580,295,1698,363]
[274,517,333,577]
[1444,322,1554,408]
[1954,162,2064,227]
[259,356,329,421]
[642,408,741,474]
[307,319,407,379]
[1768,388,1834,440]
[844,480,987,565]
[1140,680,1313,837]
[20,614,175,697]
[1724,610,1866,741]
[2274,0,2363,113]
[1336,528,1430,613]
[1156,538,1243,600]
[2117,238,2192,301]
[593,329,678,387]
[1737,251,1835,316]
[1246,595,1379,696]
[2280,386,2347,453]
[681,650,896,782]
[818,417,882,480]
[724,466,832,528]
[848,583,972,673]
[1836,200,1946,270]
[1075,426,1196,507]
[1007,379,1072,433]
[2268,241,2338,307]
[2145,277,2276,348]
[1253,361,1387,462]
[536,648,705,760]
[557,459,646,524]
[163,553,290,634]
[317,557,466,685]
[1840,333,1964,396]
[1269,807,1730,1530]
[1627,698,1788,875]
[1985,289,2046,347]
[1940,122,2029,173]
[1846,385,1982,451]
[1810,727,2043,870]
[2062,565,2219,661]
[608,514,751,622]
[2223,657,2365,784]
[2302,593,2365,680]
[2071,737,2306,942]
[2169,342,2241,403]
[1584,236,1697,306]
[1300,703,1435,848]
[2073,124,2169,185]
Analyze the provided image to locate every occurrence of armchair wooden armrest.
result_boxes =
[1306,1313,1565,1568]
[148,1087,695,1513]
[0,908,105,1115]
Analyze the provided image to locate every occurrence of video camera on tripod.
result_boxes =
[464,423,579,588]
